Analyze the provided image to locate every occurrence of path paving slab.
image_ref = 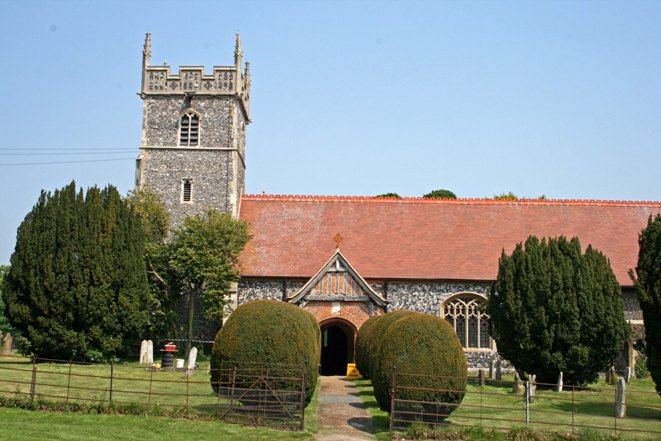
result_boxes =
[316,376,375,441]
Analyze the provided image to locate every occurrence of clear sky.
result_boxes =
[1,0,660,265]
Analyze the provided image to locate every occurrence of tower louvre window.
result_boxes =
[179,112,199,146]
[182,179,192,202]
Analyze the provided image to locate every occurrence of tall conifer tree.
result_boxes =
[632,215,661,395]
[487,236,629,385]
[3,182,150,360]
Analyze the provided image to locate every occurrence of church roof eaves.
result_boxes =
[243,194,661,207]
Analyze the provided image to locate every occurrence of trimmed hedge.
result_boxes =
[372,313,467,419]
[355,314,386,378]
[364,310,417,379]
[210,300,320,404]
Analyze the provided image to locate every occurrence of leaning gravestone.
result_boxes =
[615,377,626,418]
[2,333,13,355]
[512,372,524,393]
[187,347,198,370]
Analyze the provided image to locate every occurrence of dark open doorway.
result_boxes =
[320,321,355,375]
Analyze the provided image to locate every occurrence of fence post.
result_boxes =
[300,362,307,431]
[66,360,72,403]
[389,367,397,432]
[186,371,190,408]
[109,361,114,403]
[571,384,575,434]
[148,369,153,407]
[30,356,37,400]
[525,380,530,427]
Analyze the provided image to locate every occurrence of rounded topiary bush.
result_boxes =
[355,314,386,378]
[372,313,467,421]
[210,300,320,404]
[366,310,417,379]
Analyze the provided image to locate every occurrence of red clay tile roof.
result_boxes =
[238,195,661,286]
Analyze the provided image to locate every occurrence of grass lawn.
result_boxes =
[354,376,661,441]
[0,354,321,438]
[0,407,314,441]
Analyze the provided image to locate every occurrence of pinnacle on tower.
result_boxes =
[143,33,151,66]
[234,33,243,67]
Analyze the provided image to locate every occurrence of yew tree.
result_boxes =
[487,236,629,385]
[632,215,661,394]
[3,182,150,360]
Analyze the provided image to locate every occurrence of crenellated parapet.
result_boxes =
[139,33,250,119]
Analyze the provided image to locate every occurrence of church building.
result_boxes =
[135,35,661,374]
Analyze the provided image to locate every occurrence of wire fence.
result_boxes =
[0,354,306,431]
[390,371,661,439]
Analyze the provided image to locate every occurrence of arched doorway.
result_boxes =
[320,319,356,375]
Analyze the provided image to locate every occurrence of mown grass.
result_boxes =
[354,375,661,441]
[0,354,320,436]
[0,407,314,441]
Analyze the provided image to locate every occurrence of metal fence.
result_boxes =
[0,354,306,431]
[390,371,661,439]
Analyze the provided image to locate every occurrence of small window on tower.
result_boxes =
[182,179,193,202]
[179,112,199,146]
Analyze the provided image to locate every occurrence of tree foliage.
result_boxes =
[3,182,150,361]
[0,265,14,333]
[494,191,518,200]
[211,300,320,404]
[375,193,401,199]
[126,189,175,338]
[167,210,251,355]
[371,313,467,417]
[423,189,457,199]
[632,215,661,395]
[487,236,629,385]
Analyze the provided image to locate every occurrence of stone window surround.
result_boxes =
[181,178,193,203]
[441,292,494,351]
[178,110,201,147]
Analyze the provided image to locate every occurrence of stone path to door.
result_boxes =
[316,376,375,441]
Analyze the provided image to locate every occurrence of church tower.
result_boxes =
[135,33,251,223]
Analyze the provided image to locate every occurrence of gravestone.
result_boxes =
[512,372,524,393]
[625,367,631,384]
[139,340,148,364]
[495,360,502,381]
[489,360,494,379]
[2,333,12,355]
[607,366,616,385]
[615,377,626,418]
[185,346,198,378]
[187,347,198,370]
[146,340,154,364]
[527,374,536,402]
[557,371,563,392]
[478,369,485,386]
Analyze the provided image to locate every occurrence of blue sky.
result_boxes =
[1,0,660,264]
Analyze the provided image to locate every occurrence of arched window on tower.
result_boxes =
[179,112,199,146]
[441,294,492,350]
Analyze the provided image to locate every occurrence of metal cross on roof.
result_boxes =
[333,233,343,249]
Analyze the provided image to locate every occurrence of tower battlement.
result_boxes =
[140,33,250,118]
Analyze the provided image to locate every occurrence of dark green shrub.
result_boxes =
[632,215,661,395]
[372,313,467,418]
[210,300,320,404]
[355,314,386,378]
[488,236,629,385]
[365,310,417,379]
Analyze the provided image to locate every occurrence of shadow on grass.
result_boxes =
[552,400,661,420]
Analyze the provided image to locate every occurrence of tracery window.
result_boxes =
[442,294,492,349]
[179,112,199,146]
